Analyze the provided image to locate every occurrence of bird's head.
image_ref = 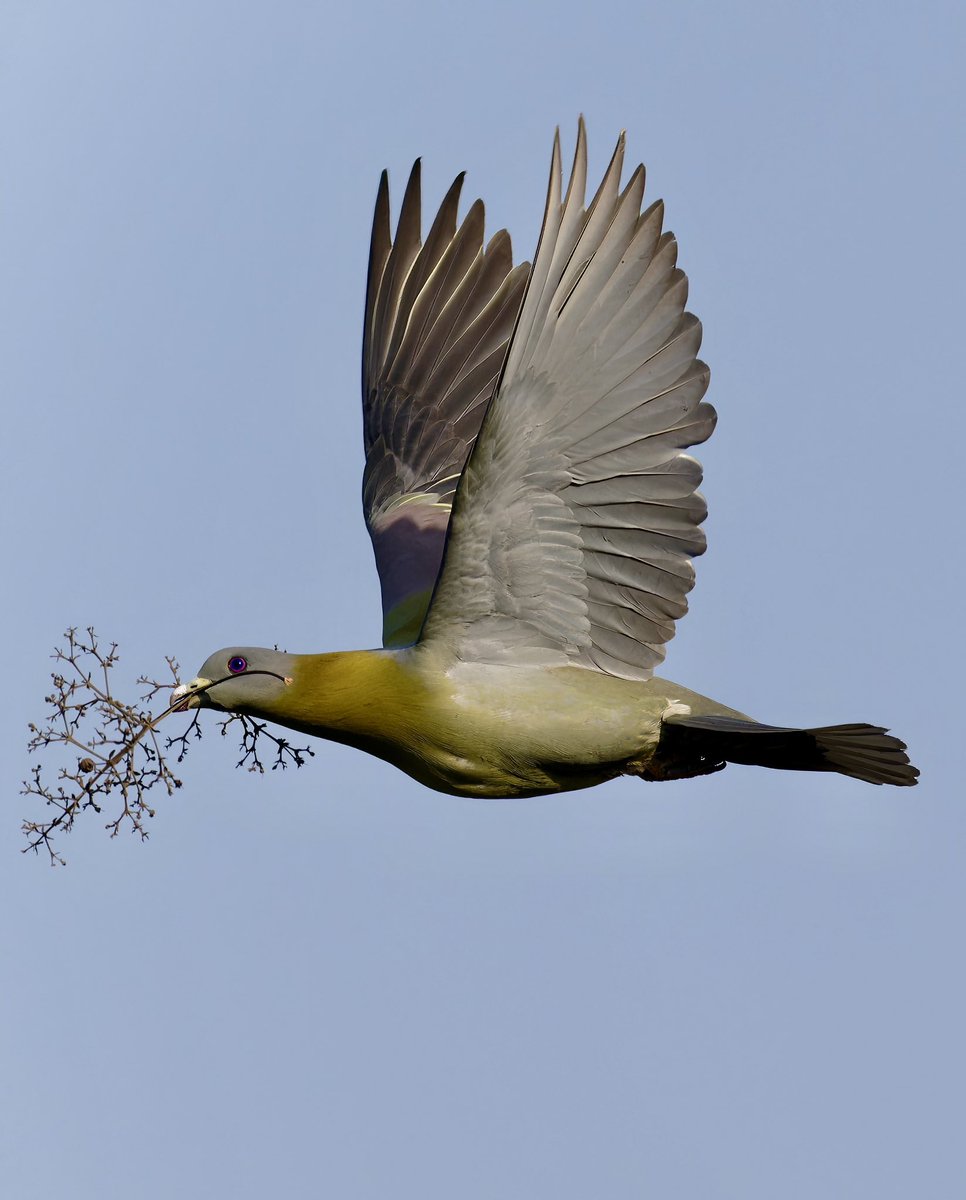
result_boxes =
[172,647,297,715]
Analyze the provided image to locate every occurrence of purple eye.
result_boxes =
[227,656,248,675]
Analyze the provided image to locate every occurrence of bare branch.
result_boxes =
[23,629,316,865]
[22,629,185,864]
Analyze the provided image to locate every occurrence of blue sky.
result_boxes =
[2,2,963,1196]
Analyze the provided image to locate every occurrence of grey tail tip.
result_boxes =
[661,715,919,787]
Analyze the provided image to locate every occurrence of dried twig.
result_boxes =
[220,714,315,773]
[22,628,184,865]
[23,628,315,865]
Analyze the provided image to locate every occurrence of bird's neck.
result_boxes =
[266,648,430,749]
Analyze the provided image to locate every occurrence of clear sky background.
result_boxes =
[2,2,963,1196]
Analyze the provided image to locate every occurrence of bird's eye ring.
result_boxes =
[227,656,248,675]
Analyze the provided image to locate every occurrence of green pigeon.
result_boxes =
[173,121,917,792]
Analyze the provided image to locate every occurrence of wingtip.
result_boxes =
[548,128,563,199]
[396,158,423,241]
[440,169,467,218]
[404,157,422,194]
[564,117,589,208]
[372,170,391,230]
[575,115,588,162]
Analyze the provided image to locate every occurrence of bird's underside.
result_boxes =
[181,649,918,796]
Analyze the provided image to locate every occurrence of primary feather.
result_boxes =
[362,162,528,647]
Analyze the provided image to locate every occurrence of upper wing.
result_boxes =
[362,161,529,647]
[420,120,716,679]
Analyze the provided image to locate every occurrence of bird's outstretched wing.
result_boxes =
[362,161,529,647]
[420,121,716,679]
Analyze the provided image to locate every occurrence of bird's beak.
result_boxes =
[171,677,213,712]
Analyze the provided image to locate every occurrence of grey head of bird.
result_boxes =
[173,647,297,714]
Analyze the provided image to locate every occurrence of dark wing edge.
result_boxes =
[361,160,529,647]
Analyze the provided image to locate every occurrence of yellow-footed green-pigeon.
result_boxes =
[173,122,918,791]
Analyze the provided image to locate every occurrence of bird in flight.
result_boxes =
[173,121,917,793]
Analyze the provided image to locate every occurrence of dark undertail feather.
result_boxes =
[660,715,919,787]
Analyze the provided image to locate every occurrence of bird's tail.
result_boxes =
[659,714,918,786]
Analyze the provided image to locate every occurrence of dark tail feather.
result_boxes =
[661,714,919,787]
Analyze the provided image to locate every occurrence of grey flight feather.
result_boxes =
[421,119,716,679]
